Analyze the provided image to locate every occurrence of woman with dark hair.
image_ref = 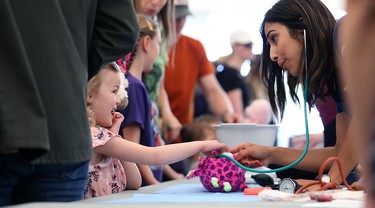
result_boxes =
[230,0,359,186]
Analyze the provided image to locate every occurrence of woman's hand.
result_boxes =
[222,112,243,123]
[162,113,182,144]
[296,179,321,192]
[229,143,273,167]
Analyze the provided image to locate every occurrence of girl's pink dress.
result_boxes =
[84,126,127,199]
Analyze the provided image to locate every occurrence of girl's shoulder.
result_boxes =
[90,126,118,148]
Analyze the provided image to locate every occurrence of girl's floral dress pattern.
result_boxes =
[84,126,127,199]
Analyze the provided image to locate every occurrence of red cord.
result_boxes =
[295,156,354,194]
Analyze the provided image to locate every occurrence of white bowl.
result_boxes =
[213,123,278,147]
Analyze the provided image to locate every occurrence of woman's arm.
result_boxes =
[327,112,360,184]
[158,79,182,143]
[199,74,242,123]
[199,74,234,118]
[227,88,245,120]
[231,112,356,180]
[231,143,337,171]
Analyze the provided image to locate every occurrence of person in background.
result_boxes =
[165,0,238,128]
[133,0,182,144]
[245,54,269,100]
[340,0,375,206]
[215,29,254,121]
[85,62,227,198]
[120,15,184,186]
[0,0,138,205]
[179,115,222,171]
[243,99,273,125]
[164,0,238,175]
[231,0,360,187]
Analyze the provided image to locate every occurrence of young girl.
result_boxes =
[133,0,182,145]
[118,14,183,186]
[84,61,227,198]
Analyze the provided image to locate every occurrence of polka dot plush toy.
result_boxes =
[186,152,248,192]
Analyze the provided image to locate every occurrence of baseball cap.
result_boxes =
[175,0,192,19]
[229,29,253,46]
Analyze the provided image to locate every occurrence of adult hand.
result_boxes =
[222,112,243,123]
[229,143,272,167]
[296,179,321,192]
[162,114,182,144]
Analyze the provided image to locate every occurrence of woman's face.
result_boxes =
[137,0,168,17]
[264,22,303,77]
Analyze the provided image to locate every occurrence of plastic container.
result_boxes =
[213,123,278,147]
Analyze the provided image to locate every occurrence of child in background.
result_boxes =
[243,99,273,125]
[119,14,186,186]
[84,62,227,198]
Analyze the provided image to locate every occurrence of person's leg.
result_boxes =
[10,160,90,204]
[0,152,34,206]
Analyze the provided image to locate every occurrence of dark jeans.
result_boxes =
[0,152,89,206]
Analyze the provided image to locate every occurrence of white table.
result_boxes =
[9,178,363,208]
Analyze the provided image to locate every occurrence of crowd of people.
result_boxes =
[1,0,375,207]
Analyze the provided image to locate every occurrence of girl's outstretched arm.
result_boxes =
[94,136,227,166]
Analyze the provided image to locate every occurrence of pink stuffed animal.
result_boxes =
[186,153,248,192]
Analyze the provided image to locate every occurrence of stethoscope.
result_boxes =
[218,29,310,174]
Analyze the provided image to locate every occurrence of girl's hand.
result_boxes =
[200,140,228,157]
[110,112,124,134]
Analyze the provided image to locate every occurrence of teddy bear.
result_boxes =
[186,152,248,192]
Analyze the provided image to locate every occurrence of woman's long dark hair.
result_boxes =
[260,0,336,119]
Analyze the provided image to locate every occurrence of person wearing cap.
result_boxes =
[164,0,239,174]
[214,29,254,121]
[165,0,238,127]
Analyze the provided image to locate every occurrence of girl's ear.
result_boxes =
[140,36,151,52]
[87,93,94,104]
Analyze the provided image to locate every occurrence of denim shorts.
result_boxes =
[0,152,89,206]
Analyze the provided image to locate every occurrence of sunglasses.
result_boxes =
[242,43,253,48]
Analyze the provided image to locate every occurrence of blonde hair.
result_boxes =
[126,14,159,70]
[87,62,128,126]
